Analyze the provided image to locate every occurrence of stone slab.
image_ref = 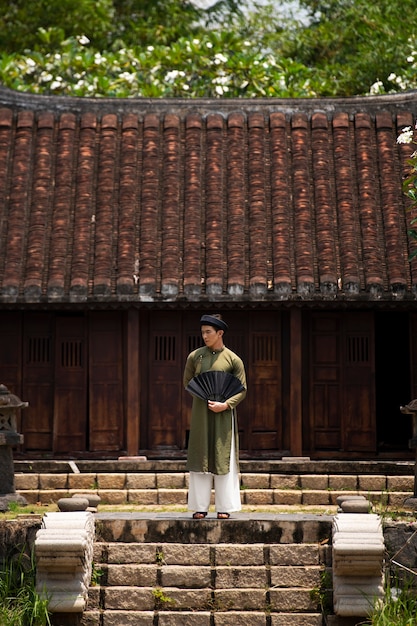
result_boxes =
[215,566,267,589]
[213,612,267,626]
[93,512,333,545]
[214,543,264,565]
[271,615,323,626]
[101,611,154,626]
[159,612,211,626]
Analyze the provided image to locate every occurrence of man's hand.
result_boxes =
[208,401,229,413]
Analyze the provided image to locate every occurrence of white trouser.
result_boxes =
[188,416,241,513]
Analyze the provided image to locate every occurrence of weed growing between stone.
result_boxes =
[0,545,50,626]
[362,580,417,625]
[152,587,174,609]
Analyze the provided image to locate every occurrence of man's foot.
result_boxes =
[217,512,230,519]
[192,512,207,519]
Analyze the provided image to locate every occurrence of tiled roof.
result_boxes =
[0,87,416,305]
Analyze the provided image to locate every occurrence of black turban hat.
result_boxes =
[200,314,228,332]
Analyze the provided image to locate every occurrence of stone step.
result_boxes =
[14,467,414,508]
[81,609,324,625]
[78,513,331,626]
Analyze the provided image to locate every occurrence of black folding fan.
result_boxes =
[186,371,245,402]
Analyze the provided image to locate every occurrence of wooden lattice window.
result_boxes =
[154,335,176,361]
[346,335,369,364]
[26,336,51,364]
[252,333,278,363]
[187,335,202,353]
[60,340,83,368]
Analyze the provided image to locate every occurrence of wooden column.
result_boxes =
[289,308,303,456]
[125,309,140,455]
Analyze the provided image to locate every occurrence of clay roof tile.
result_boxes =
[0,91,415,303]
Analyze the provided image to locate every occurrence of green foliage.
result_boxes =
[90,562,104,586]
[397,126,417,261]
[0,545,51,626]
[152,586,174,608]
[309,568,332,615]
[0,0,114,52]
[1,0,417,98]
[365,581,417,625]
[287,0,417,95]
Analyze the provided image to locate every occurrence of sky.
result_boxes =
[190,0,308,22]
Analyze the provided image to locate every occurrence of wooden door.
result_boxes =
[0,313,22,393]
[0,313,24,445]
[409,314,417,400]
[227,312,282,452]
[308,312,376,454]
[53,316,87,453]
[22,313,54,451]
[145,312,184,451]
[89,312,124,451]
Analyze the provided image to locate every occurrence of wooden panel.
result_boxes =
[409,314,417,400]
[309,315,342,451]
[125,310,140,456]
[312,384,341,449]
[290,308,302,456]
[89,312,124,451]
[220,311,283,452]
[146,312,183,449]
[343,314,375,451]
[309,312,376,454]
[22,313,54,451]
[53,316,87,453]
[0,313,24,445]
[0,313,22,392]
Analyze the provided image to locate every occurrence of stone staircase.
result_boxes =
[80,512,332,626]
[14,459,413,626]
[14,459,415,511]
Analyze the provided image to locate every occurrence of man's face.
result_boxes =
[201,325,223,350]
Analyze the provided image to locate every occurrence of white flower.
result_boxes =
[77,35,90,46]
[39,72,53,83]
[26,58,36,67]
[120,72,136,83]
[147,46,154,52]
[369,80,384,95]
[390,588,400,602]
[213,75,229,85]
[206,42,213,49]
[94,53,105,65]
[397,127,414,144]
[165,70,185,82]
[394,75,408,89]
[214,53,228,65]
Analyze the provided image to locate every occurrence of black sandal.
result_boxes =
[192,512,207,519]
[217,512,230,519]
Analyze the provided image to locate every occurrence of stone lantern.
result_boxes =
[400,399,417,510]
[0,384,28,511]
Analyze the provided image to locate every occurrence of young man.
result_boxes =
[184,314,247,519]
